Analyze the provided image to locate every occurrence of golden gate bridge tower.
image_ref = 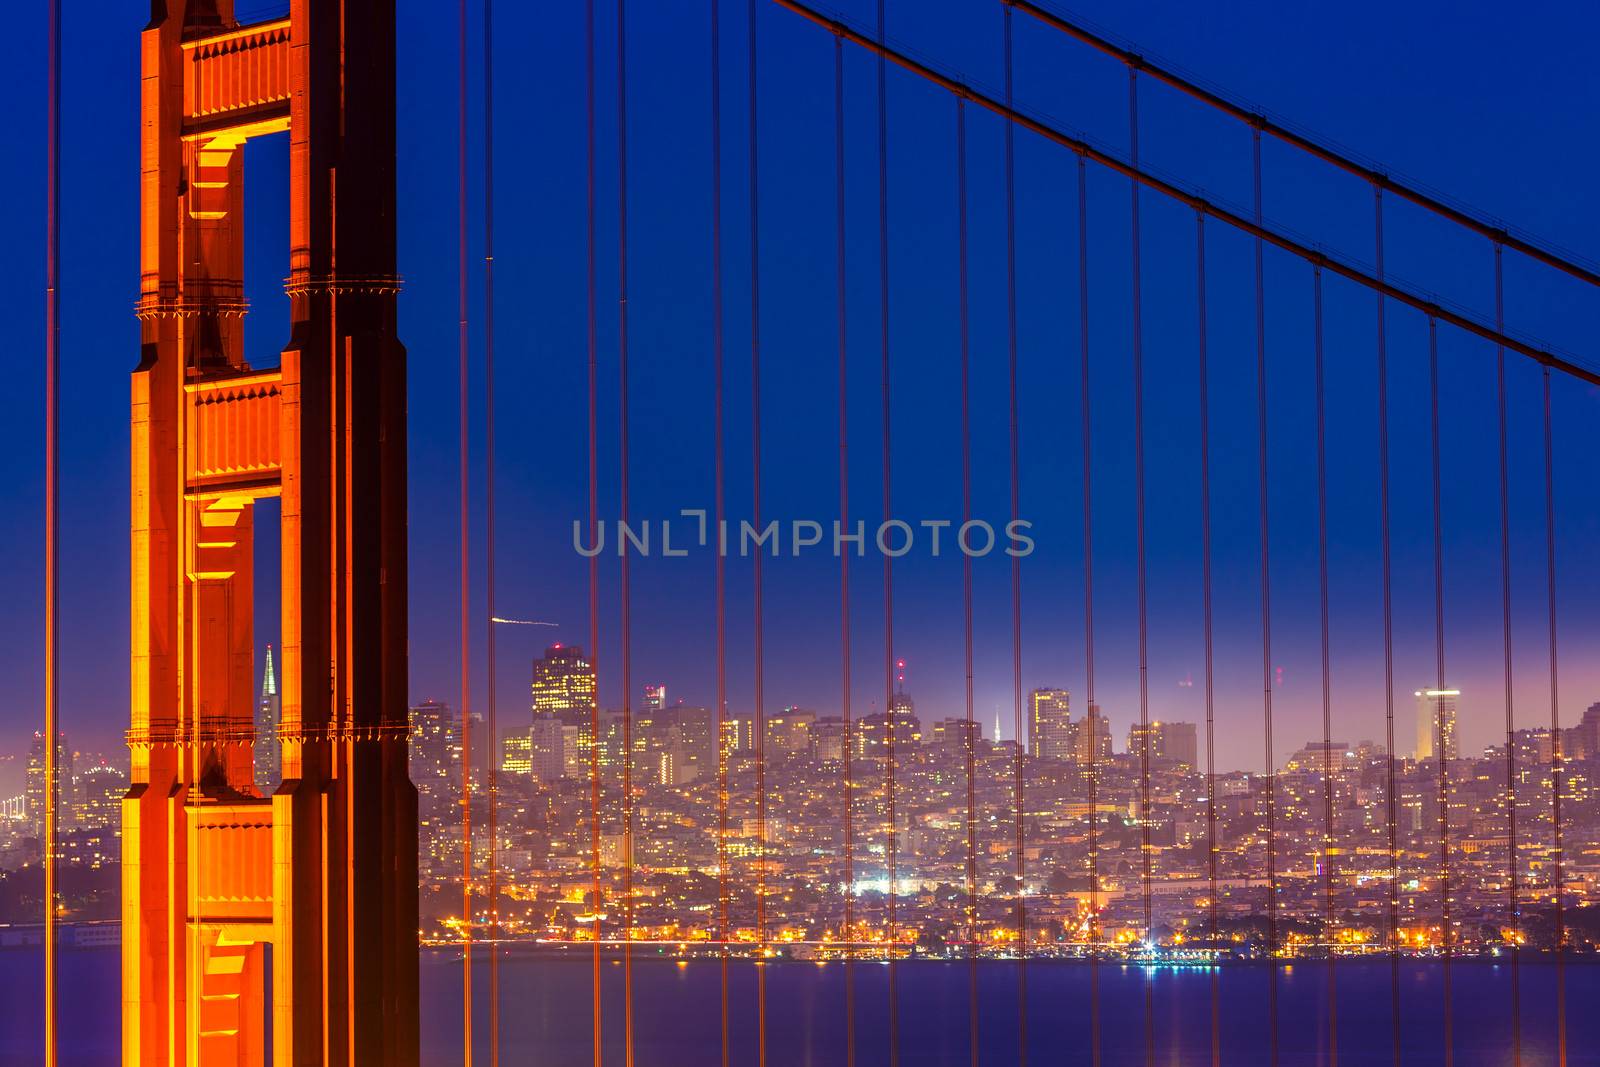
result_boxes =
[124,0,418,1063]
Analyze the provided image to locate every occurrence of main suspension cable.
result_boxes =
[1004,0,1600,290]
[765,0,1600,387]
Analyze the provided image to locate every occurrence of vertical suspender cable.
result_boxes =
[1427,318,1451,1067]
[42,0,60,1057]
[1374,186,1400,1067]
[1543,368,1566,1067]
[1314,265,1336,1067]
[456,0,474,1052]
[1128,66,1153,1067]
[832,28,857,1067]
[1494,243,1521,1067]
[482,0,500,1057]
[875,4,899,1060]
[711,2,731,1063]
[1197,210,1218,1067]
[616,0,636,1060]
[1002,18,1028,1059]
[1078,151,1101,1067]
[584,1,604,1061]
[747,4,769,1062]
[1252,127,1279,1067]
[956,96,978,1067]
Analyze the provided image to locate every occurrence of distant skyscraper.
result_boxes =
[26,730,70,839]
[857,701,921,758]
[531,645,597,719]
[723,716,756,754]
[500,733,533,776]
[254,645,281,793]
[643,684,667,714]
[1128,722,1153,760]
[529,645,598,783]
[929,717,982,749]
[668,706,718,785]
[811,716,848,760]
[1070,705,1112,763]
[1564,701,1600,760]
[1028,688,1073,762]
[74,762,128,834]
[1160,721,1198,768]
[1127,720,1196,767]
[409,699,459,812]
[1415,688,1460,760]
[764,708,816,757]
[409,699,463,878]
[531,715,566,782]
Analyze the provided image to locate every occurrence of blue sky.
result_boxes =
[2,0,1598,782]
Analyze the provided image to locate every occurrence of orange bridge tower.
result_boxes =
[125,0,417,1064]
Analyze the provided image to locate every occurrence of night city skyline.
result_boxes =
[4,0,1600,781]
[5,0,1600,1063]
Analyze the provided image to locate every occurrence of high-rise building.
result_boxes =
[560,722,590,779]
[1028,688,1073,762]
[26,730,70,839]
[531,715,566,782]
[254,644,281,794]
[929,717,982,749]
[1415,688,1460,760]
[856,705,922,758]
[1127,722,1153,761]
[1069,706,1112,763]
[501,733,533,776]
[1564,702,1600,760]
[1160,721,1198,768]
[668,706,718,785]
[531,645,598,718]
[1127,720,1198,768]
[765,708,816,756]
[74,762,128,834]
[811,716,847,760]
[643,684,667,714]
[409,699,459,812]
[527,646,598,783]
[1284,739,1357,774]
[723,717,756,754]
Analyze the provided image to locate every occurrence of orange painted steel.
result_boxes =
[43,0,60,1056]
[126,2,418,1064]
[458,0,475,1059]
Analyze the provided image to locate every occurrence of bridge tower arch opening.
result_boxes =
[125,1,418,1064]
